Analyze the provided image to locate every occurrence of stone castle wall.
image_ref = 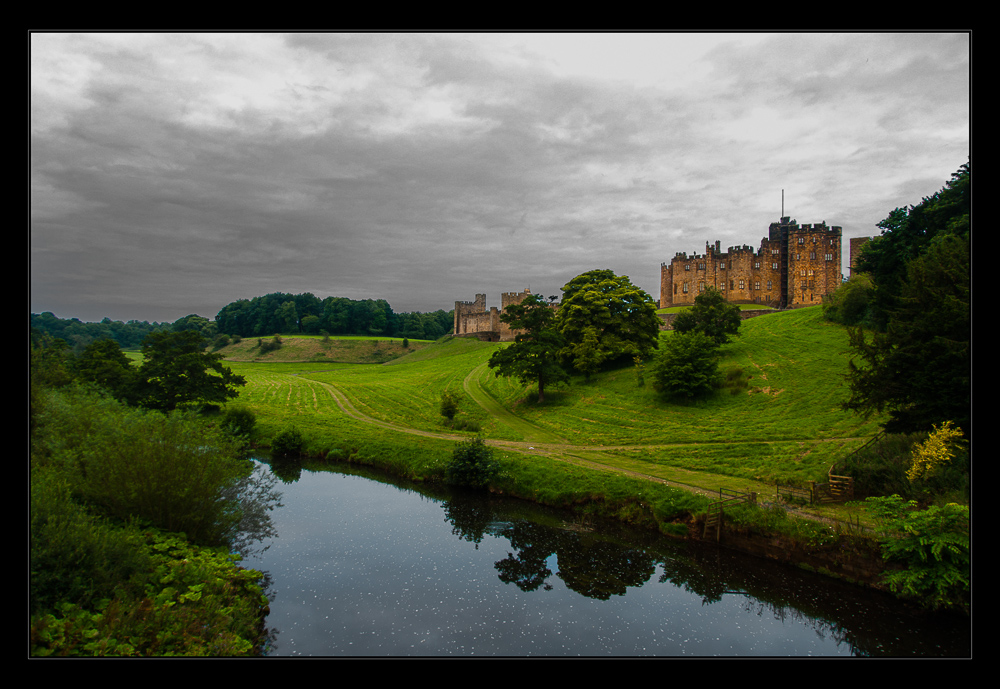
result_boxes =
[661,217,845,310]
[454,289,534,342]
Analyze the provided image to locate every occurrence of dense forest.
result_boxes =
[213,293,453,340]
[31,294,455,350]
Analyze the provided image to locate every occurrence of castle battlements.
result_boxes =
[660,217,846,310]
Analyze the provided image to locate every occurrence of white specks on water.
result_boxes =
[241,462,970,658]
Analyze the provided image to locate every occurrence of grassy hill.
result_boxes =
[216,334,433,364]
[225,306,882,497]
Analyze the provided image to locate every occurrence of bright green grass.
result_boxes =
[228,307,881,488]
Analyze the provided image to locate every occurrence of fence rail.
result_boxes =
[703,488,756,542]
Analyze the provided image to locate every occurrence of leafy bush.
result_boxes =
[651,331,722,400]
[258,336,283,354]
[446,436,501,489]
[30,530,268,656]
[440,389,460,422]
[32,387,259,547]
[30,468,151,615]
[858,495,970,613]
[222,405,258,442]
[822,273,874,326]
[271,425,305,459]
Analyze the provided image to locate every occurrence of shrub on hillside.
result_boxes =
[446,436,501,489]
[651,331,722,401]
[271,425,305,459]
[222,405,257,443]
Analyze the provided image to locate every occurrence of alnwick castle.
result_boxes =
[454,216,872,341]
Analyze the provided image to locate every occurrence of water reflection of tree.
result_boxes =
[494,521,554,591]
[477,517,657,600]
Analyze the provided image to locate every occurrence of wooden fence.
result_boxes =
[703,488,756,542]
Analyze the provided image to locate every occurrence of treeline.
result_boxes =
[30,295,455,351]
[823,161,970,437]
[214,293,453,340]
[30,312,171,351]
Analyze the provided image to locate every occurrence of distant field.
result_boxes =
[225,307,883,496]
[216,334,433,364]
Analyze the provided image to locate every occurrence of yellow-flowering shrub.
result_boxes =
[907,421,965,482]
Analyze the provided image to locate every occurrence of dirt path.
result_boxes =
[308,374,849,525]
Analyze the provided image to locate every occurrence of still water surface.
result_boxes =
[240,460,970,657]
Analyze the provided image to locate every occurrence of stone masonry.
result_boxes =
[660,217,844,310]
[453,288,535,342]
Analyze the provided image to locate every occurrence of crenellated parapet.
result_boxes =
[661,216,851,309]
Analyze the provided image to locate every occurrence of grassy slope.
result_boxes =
[225,307,881,504]
[215,335,433,364]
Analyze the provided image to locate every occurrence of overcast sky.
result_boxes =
[30,32,970,324]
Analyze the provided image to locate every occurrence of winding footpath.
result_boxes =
[307,366,832,507]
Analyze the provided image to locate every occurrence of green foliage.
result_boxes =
[32,387,260,547]
[446,436,502,489]
[557,269,661,370]
[671,286,741,346]
[838,433,923,498]
[855,163,969,332]
[271,425,306,459]
[440,389,460,421]
[857,495,970,613]
[488,293,569,403]
[72,338,138,403]
[822,273,874,327]
[843,232,970,436]
[222,405,258,443]
[570,326,605,380]
[136,330,247,411]
[650,331,722,400]
[258,335,283,354]
[30,468,151,616]
[30,530,268,656]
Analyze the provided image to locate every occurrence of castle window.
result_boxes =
[825,253,833,261]
[754,281,760,290]
[720,262,726,269]
[754,261,760,269]
[699,283,705,291]
[698,263,705,270]
[683,282,689,293]
[739,279,745,290]
[798,237,805,244]
[730,280,735,290]
[772,262,778,270]
[767,280,772,290]
[685,264,690,271]
[810,251,816,260]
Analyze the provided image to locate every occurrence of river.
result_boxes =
[238,459,971,657]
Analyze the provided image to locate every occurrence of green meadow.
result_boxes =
[218,306,882,521]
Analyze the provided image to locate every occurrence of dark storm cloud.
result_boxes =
[31,32,969,323]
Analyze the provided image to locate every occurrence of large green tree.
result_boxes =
[73,338,138,404]
[556,269,660,373]
[843,232,970,436]
[844,162,970,437]
[487,294,568,403]
[670,286,741,346]
[855,162,969,331]
[135,331,247,411]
